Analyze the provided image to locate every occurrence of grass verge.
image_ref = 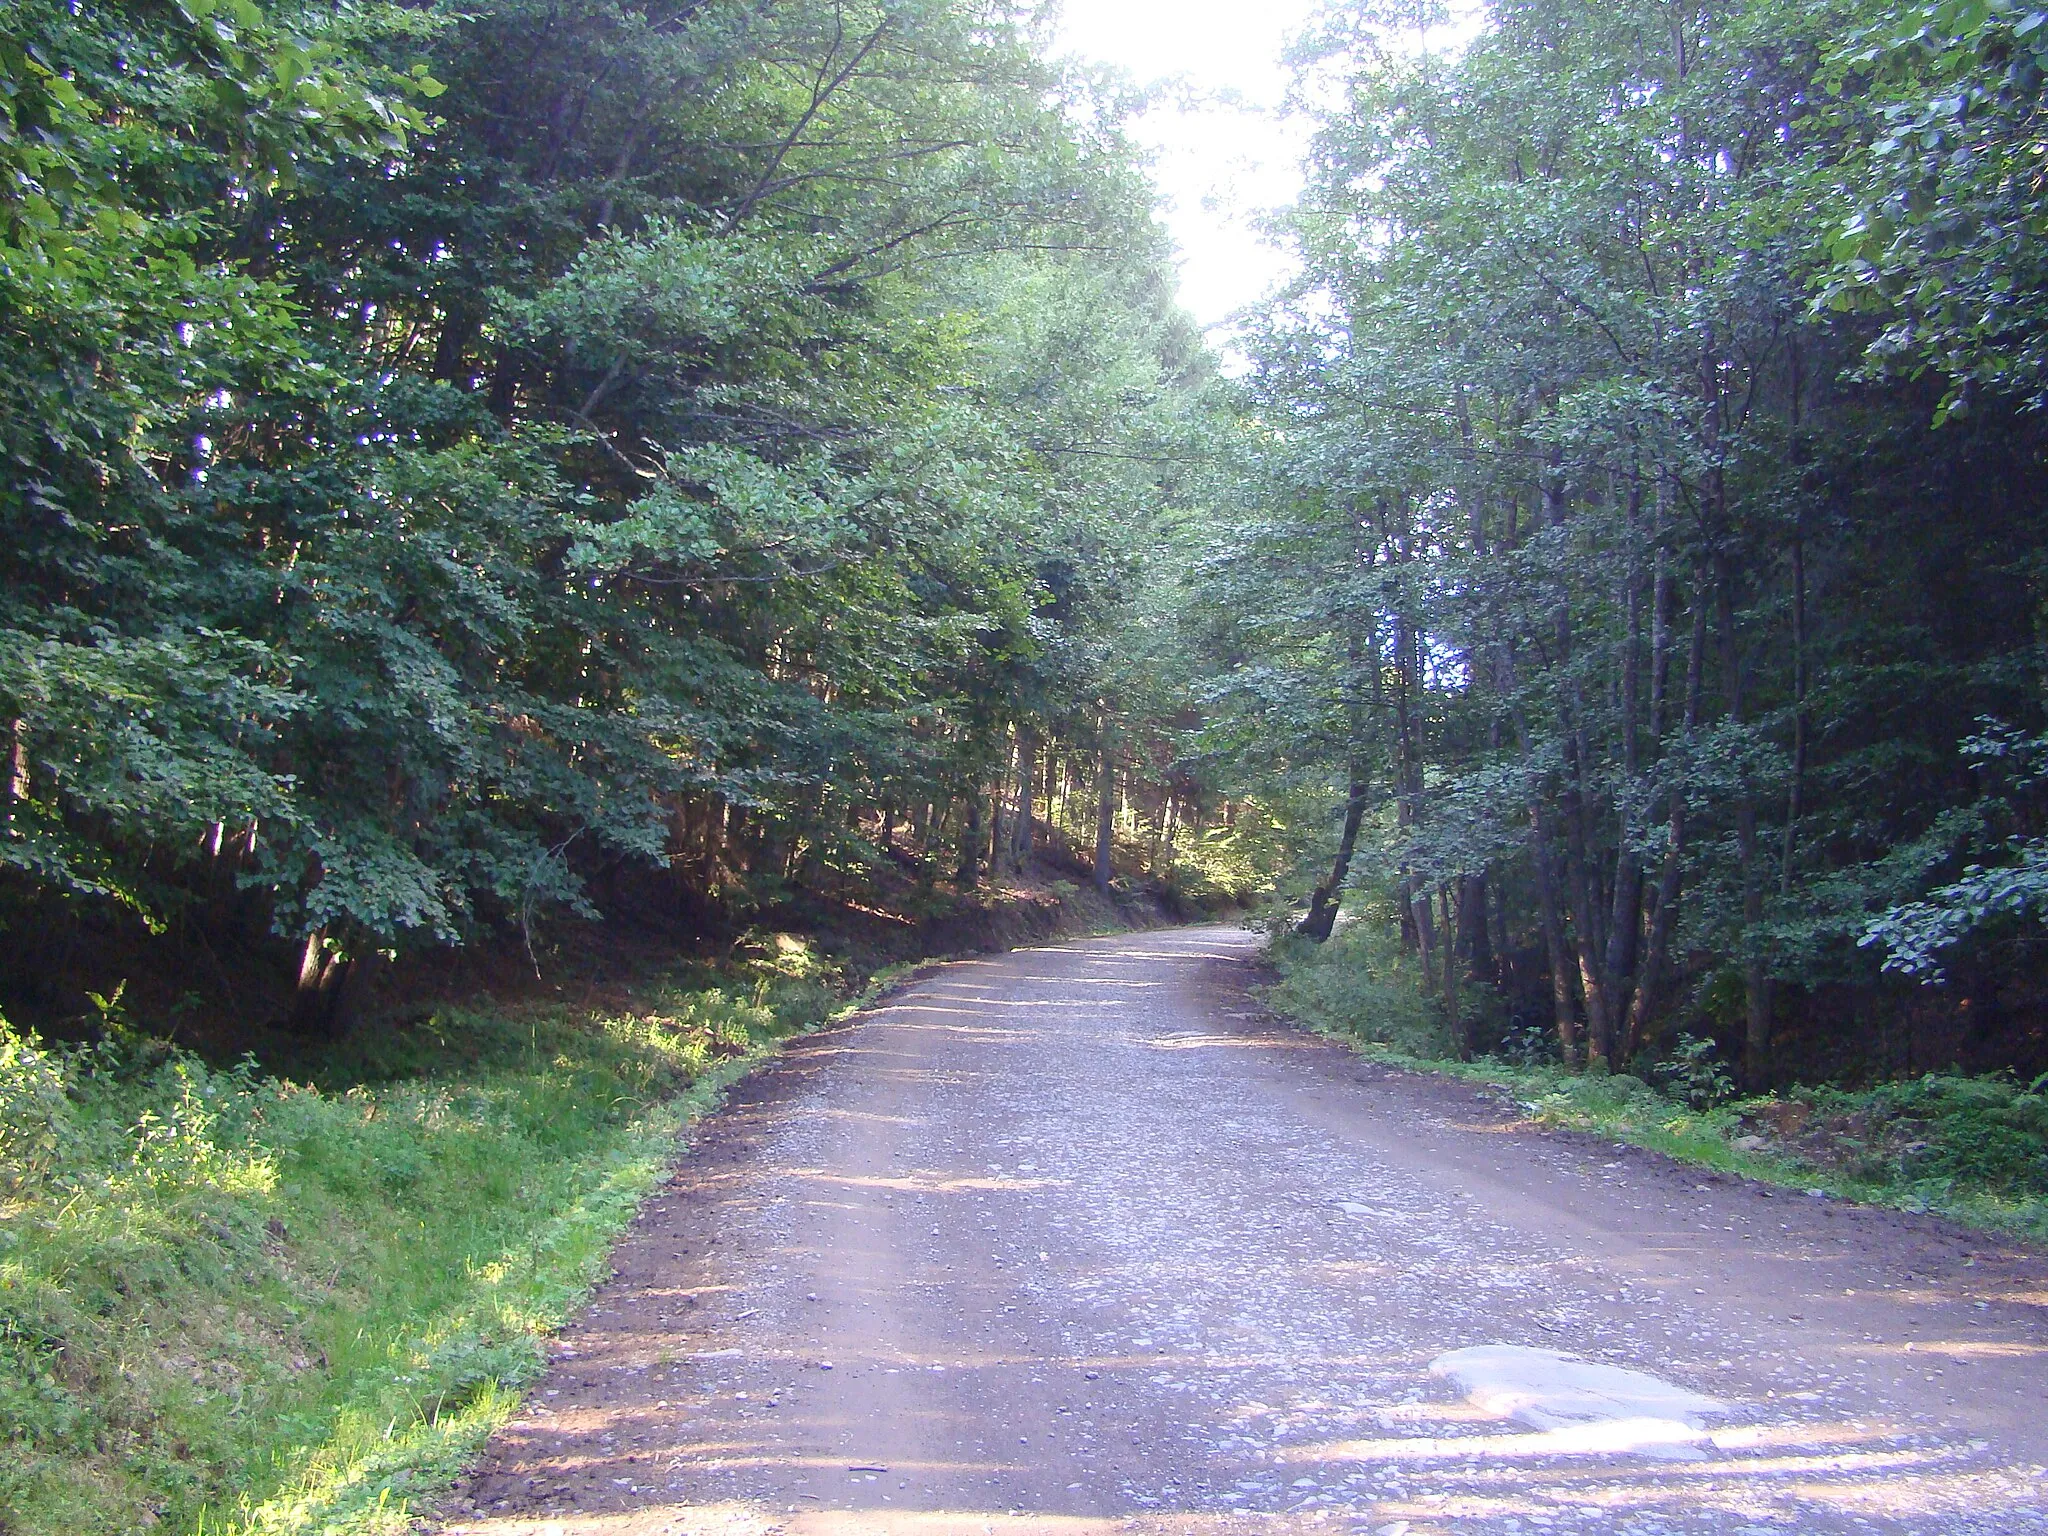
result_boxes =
[1262,924,2048,1245]
[0,933,850,1536]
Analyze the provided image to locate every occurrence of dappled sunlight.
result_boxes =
[921,997,1144,1009]
[865,1004,1018,1021]
[1073,950,1247,964]
[979,976,1171,990]
[1281,1420,1952,1468]
[1871,1337,2048,1360]
[1288,1418,1720,1460]
[835,902,916,925]
[449,1504,1304,1535]
[791,1108,928,1128]
[1703,1421,1917,1451]
[1146,1031,1322,1053]
[793,1169,1068,1194]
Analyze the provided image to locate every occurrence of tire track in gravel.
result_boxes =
[435,924,2048,1536]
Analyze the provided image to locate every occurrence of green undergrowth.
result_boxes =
[1264,923,2048,1245]
[0,933,849,1536]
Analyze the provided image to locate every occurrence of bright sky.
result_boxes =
[1051,0,1324,341]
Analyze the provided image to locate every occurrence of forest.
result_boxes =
[1223,0,2048,1090]
[2,0,2047,1526]
[1,0,1233,1042]
[6,0,2044,1082]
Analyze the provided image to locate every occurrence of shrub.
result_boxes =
[1268,919,1451,1059]
[0,1019,75,1187]
[1832,1072,2048,1196]
[1651,1034,1738,1111]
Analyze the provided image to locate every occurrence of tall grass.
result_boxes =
[0,940,839,1536]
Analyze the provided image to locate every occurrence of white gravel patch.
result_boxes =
[1430,1344,1730,1458]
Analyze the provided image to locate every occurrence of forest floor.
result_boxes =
[425,924,2048,1536]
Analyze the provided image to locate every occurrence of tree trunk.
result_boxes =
[1626,562,1709,1061]
[1410,875,1438,992]
[1783,344,1812,896]
[1297,764,1369,941]
[1441,883,1468,1059]
[1093,739,1115,894]
[5,717,25,838]
[1561,743,1616,1070]
[1496,634,1580,1062]
[288,927,365,1038]
[1717,562,1773,1088]
[1462,872,1494,981]
[986,754,1006,879]
[957,790,983,889]
[1529,803,1579,1062]
[1303,612,1379,940]
[1598,470,1650,1061]
[1781,522,1808,894]
[1010,727,1037,869]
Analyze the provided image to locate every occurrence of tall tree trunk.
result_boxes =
[1496,635,1580,1061]
[1299,620,1376,941]
[1410,875,1438,991]
[1462,872,1494,982]
[1781,520,1808,894]
[1783,338,1812,897]
[1442,883,1468,1059]
[1561,743,1616,1069]
[1528,802,1580,1062]
[1010,726,1037,869]
[1625,588,1707,1061]
[1556,625,1619,1065]
[5,717,25,838]
[1717,561,1773,1088]
[1599,468,1650,1058]
[986,751,1007,878]
[1093,737,1115,894]
[957,790,983,889]
[1698,323,1773,1089]
[288,927,366,1038]
[1538,449,1622,1065]
[1297,762,1368,942]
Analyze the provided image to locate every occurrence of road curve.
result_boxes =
[440,924,2048,1535]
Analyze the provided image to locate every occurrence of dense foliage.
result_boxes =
[0,0,1232,1035]
[1197,0,2048,1086]
[6,0,2046,1155]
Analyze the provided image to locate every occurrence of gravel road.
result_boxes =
[439,925,2048,1535]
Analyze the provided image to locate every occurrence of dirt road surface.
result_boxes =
[437,926,2048,1536]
